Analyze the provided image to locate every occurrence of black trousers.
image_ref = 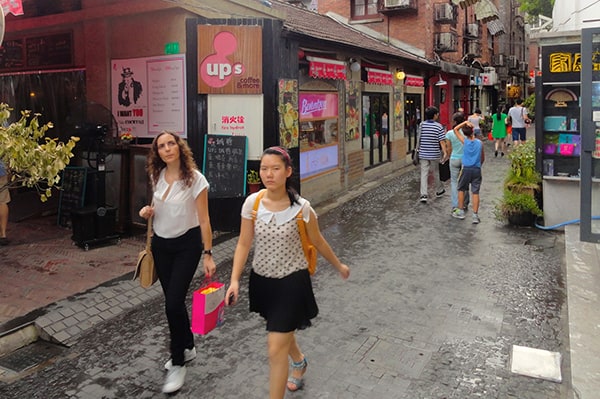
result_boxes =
[152,227,202,366]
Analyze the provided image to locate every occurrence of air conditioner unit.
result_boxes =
[492,54,505,66]
[435,32,456,52]
[467,23,479,37]
[435,3,454,21]
[508,56,519,69]
[385,0,410,7]
[467,40,481,56]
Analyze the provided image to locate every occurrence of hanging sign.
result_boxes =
[366,68,393,85]
[306,56,347,80]
[405,74,424,87]
[198,25,262,94]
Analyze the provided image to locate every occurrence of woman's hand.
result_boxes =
[203,255,216,278]
[225,281,239,306]
[337,263,350,280]
[139,205,154,219]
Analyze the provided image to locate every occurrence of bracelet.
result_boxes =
[203,249,213,256]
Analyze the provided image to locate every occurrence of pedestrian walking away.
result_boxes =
[418,106,448,203]
[491,106,508,157]
[0,159,10,246]
[445,112,470,214]
[225,146,350,399]
[507,98,530,147]
[467,108,484,139]
[451,121,485,223]
[138,131,217,394]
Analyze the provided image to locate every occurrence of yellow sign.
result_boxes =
[507,85,521,99]
[548,51,600,72]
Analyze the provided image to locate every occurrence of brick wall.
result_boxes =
[347,149,364,185]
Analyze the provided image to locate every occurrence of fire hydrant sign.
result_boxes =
[207,94,263,160]
[111,54,186,138]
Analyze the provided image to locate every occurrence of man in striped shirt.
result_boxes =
[417,106,448,203]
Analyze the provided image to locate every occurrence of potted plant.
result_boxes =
[504,141,540,196]
[247,169,261,194]
[494,189,543,226]
[495,141,543,226]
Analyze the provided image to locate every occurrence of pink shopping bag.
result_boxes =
[191,281,225,335]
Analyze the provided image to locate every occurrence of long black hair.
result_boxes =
[261,146,300,206]
[496,106,503,121]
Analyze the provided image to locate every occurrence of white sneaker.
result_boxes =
[164,347,196,370]
[162,365,186,393]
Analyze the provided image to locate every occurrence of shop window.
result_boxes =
[352,0,379,19]
[299,92,339,179]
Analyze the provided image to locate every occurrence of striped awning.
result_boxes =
[474,0,499,23]
[487,19,506,36]
[451,0,480,9]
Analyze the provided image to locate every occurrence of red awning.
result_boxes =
[306,56,347,80]
[405,74,424,87]
[366,68,393,86]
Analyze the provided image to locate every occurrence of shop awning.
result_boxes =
[306,56,347,80]
[451,0,481,10]
[405,74,424,87]
[487,19,506,36]
[474,0,499,23]
[366,68,393,86]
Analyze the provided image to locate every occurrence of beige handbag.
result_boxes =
[133,215,158,288]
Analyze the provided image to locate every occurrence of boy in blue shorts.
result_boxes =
[451,121,485,224]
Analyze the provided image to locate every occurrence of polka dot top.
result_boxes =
[241,192,314,279]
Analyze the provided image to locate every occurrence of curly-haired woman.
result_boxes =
[139,131,216,394]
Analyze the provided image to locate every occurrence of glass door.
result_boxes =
[362,93,389,168]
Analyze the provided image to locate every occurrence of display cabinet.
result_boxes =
[535,42,600,229]
[536,84,581,178]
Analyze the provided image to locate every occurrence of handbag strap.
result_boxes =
[296,210,311,260]
[145,215,153,251]
[252,189,267,220]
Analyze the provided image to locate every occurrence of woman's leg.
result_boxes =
[268,331,294,399]
[154,229,201,366]
[449,159,461,210]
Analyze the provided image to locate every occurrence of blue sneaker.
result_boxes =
[452,209,465,219]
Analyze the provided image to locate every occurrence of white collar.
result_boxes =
[257,199,304,225]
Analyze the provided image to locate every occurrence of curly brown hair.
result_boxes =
[146,131,198,187]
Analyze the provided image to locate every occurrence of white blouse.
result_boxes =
[241,192,314,278]
[152,169,209,239]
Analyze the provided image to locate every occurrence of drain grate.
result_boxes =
[0,340,65,374]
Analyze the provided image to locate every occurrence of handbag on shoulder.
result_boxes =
[133,215,158,288]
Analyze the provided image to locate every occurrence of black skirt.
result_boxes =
[249,269,318,332]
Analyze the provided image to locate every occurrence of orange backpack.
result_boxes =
[252,190,317,275]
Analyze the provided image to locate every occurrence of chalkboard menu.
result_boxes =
[26,32,73,68]
[0,32,73,71]
[203,134,247,198]
[57,167,88,227]
[0,39,25,70]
